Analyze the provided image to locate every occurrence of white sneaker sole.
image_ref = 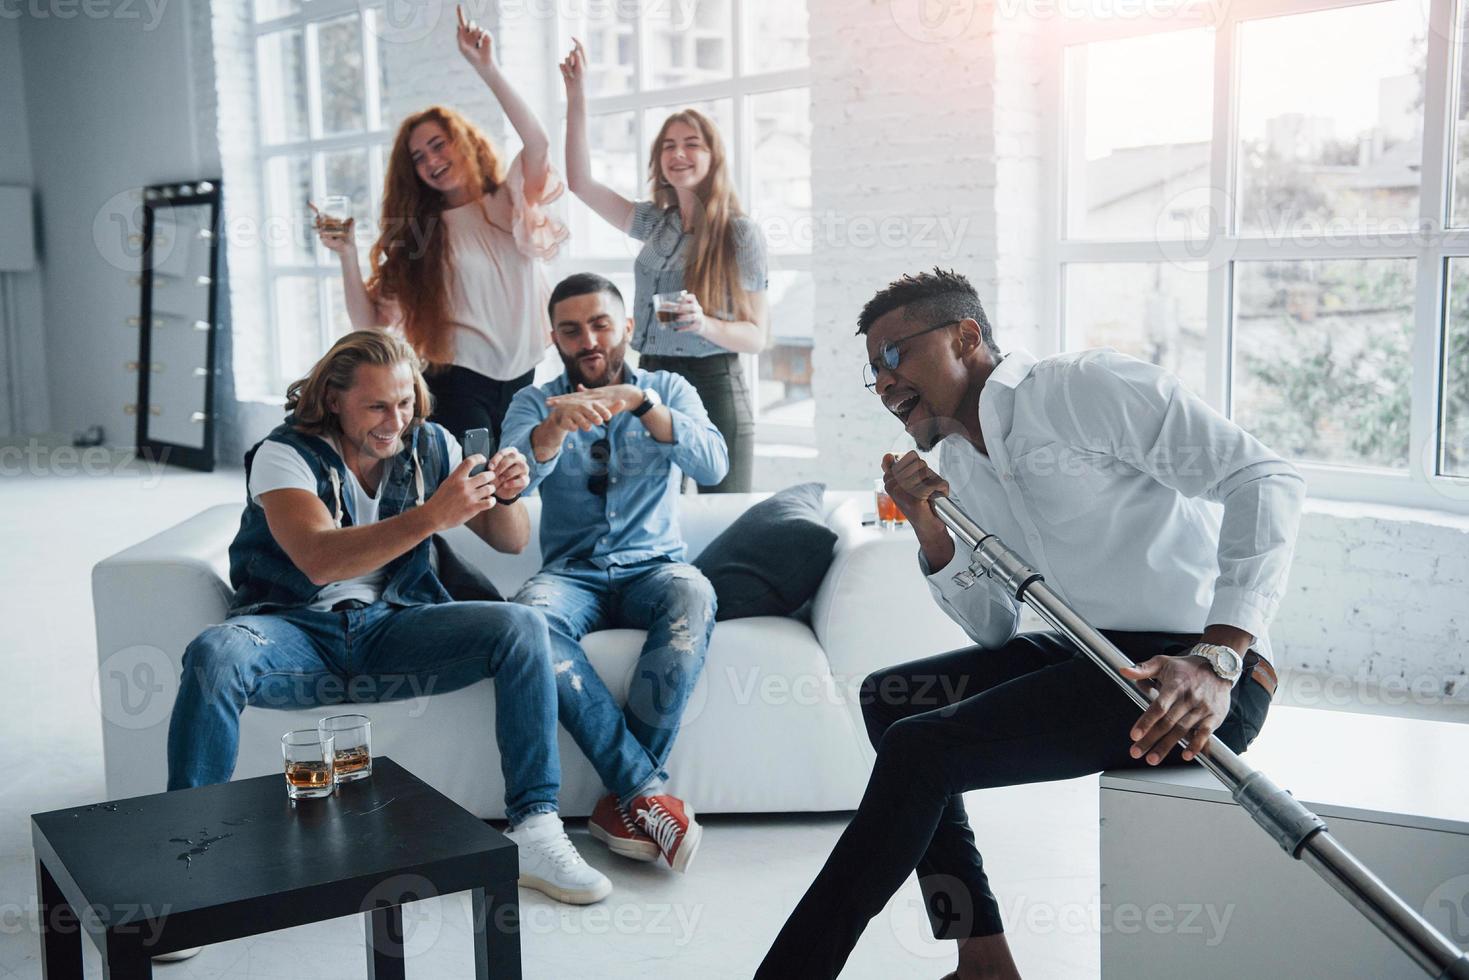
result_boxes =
[588,821,659,862]
[152,946,203,962]
[518,873,612,906]
[667,809,702,874]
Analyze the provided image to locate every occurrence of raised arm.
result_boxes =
[311,203,392,330]
[456,4,551,201]
[560,38,636,232]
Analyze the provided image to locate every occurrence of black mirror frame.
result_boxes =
[136,179,222,472]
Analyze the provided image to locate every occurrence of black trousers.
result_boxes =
[425,364,535,448]
[755,630,1273,980]
[638,352,753,493]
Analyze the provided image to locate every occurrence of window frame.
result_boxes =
[1042,0,1469,514]
[554,0,814,449]
[251,0,392,395]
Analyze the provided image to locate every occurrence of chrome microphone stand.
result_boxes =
[929,494,1469,979]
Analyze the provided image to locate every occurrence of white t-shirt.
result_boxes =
[248,433,463,610]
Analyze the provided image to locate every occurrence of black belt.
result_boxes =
[331,599,369,612]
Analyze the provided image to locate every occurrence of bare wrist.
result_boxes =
[409,501,443,537]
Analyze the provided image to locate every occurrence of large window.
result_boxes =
[253,0,392,389]
[1052,0,1469,510]
[560,0,813,446]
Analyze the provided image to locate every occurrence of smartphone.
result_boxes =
[463,428,496,476]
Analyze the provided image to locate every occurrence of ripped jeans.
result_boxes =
[513,558,717,806]
[165,600,561,825]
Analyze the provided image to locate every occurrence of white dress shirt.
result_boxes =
[921,348,1305,663]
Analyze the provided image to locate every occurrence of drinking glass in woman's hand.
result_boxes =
[653,291,685,326]
[309,199,355,256]
[670,292,705,334]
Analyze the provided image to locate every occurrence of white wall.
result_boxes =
[17,1,217,446]
[0,17,50,438]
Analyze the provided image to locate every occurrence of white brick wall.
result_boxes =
[1276,503,1469,702]
[803,0,1045,493]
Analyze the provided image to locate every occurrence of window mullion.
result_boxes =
[1416,0,1457,486]
[304,20,324,141]
[1205,9,1237,414]
[1039,30,1064,356]
[361,9,383,133]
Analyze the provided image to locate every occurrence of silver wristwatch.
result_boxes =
[1189,642,1245,684]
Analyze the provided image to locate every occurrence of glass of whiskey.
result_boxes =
[282,729,335,799]
[318,713,372,783]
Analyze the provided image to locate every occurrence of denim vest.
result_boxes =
[227,420,454,617]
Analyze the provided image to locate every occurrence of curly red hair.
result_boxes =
[366,105,505,366]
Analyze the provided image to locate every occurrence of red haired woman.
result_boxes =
[560,40,769,493]
[317,6,567,444]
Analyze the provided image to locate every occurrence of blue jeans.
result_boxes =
[166,600,561,825]
[513,558,716,806]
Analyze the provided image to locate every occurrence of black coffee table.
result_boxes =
[31,757,520,979]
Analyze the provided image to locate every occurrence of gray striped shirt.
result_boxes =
[628,200,768,357]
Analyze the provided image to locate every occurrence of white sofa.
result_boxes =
[92,491,971,818]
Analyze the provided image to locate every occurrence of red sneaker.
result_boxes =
[588,794,658,862]
[628,794,702,873]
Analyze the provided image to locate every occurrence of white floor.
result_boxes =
[0,458,1101,979]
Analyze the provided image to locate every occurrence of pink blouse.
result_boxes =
[439,151,570,380]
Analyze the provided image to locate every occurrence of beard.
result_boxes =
[561,342,628,389]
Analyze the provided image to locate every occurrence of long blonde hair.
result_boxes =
[285,331,433,436]
[648,109,755,323]
[367,105,506,366]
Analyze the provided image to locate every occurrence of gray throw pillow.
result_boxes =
[693,482,838,621]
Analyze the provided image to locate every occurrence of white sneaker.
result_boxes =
[152,946,203,962]
[506,814,612,905]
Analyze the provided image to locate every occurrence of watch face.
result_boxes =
[1220,648,1242,672]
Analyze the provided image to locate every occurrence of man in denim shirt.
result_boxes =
[503,273,728,874]
[167,331,611,920]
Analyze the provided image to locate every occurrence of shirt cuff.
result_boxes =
[919,546,981,605]
[1205,586,1277,646]
[522,440,562,486]
[663,405,688,447]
